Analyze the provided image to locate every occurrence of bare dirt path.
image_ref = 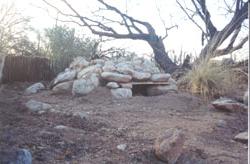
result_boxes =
[0,83,247,163]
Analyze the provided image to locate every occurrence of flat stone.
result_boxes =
[151,73,171,82]
[101,72,132,83]
[212,98,247,112]
[132,71,151,81]
[116,67,134,75]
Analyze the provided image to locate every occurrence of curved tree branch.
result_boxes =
[177,0,248,58]
[42,0,178,73]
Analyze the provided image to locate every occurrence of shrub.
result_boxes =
[179,57,234,99]
[45,25,99,74]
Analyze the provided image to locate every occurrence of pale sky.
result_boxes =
[3,0,250,59]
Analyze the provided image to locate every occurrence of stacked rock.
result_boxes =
[50,56,178,99]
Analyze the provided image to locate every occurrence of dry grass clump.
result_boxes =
[179,57,236,99]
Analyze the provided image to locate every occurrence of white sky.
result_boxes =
[3,0,250,59]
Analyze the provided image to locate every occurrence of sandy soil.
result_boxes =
[0,82,248,164]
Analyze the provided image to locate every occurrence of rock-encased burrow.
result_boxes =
[50,57,178,98]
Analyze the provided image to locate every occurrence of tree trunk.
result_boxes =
[147,38,178,73]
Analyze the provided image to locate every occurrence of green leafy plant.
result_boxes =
[45,25,98,73]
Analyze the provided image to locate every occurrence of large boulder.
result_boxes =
[111,88,132,99]
[69,56,89,71]
[151,73,171,82]
[72,74,100,96]
[53,69,76,86]
[116,62,134,70]
[77,65,102,79]
[140,59,160,73]
[132,58,161,73]
[132,71,151,81]
[154,128,185,163]
[52,80,74,94]
[25,99,52,112]
[116,67,134,75]
[147,85,178,96]
[101,72,132,83]
[243,90,248,105]
[116,62,135,74]
[25,82,45,94]
[212,98,247,112]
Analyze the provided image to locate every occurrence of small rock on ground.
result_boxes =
[25,82,45,95]
[25,99,51,112]
[234,131,248,143]
[215,120,227,128]
[154,128,185,163]
[117,144,127,151]
[212,98,247,112]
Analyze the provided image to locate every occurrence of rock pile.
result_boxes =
[50,56,178,98]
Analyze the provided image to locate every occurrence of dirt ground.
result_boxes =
[0,82,248,164]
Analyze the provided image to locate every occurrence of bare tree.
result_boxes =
[176,0,248,58]
[42,0,178,73]
[0,2,31,55]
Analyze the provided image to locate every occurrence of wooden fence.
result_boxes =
[1,55,54,83]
